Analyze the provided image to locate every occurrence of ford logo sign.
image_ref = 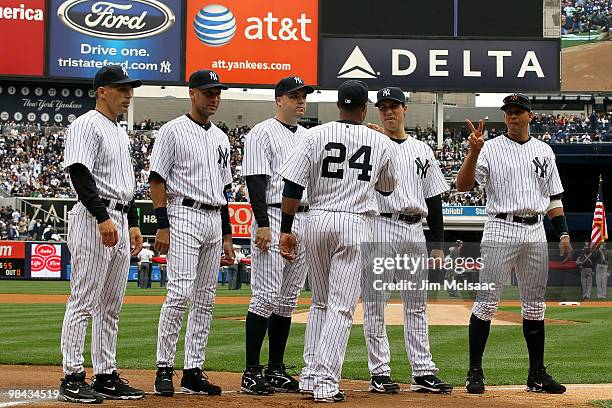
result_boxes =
[57,0,175,40]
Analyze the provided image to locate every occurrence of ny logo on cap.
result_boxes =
[122,67,128,77]
[293,76,303,84]
[382,88,391,97]
[210,71,218,81]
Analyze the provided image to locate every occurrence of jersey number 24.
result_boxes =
[321,142,372,182]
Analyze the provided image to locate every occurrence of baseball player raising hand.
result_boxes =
[457,93,573,395]
[278,80,397,403]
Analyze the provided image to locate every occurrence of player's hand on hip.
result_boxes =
[279,232,298,261]
[367,123,384,133]
[466,119,485,155]
[155,228,170,255]
[220,235,235,266]
[98,219,119,247]
[428,248,445,270]
[255,227,272,251]
[129,227,143,256]
[559,237,573,263]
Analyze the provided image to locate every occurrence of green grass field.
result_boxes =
[562,32,601,49]
[0,281,610,386]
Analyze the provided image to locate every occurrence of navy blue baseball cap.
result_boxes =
[375,87,406,107]
[275,76,314,98]
[338,80,369,105]
[93,65,142,90]
[189,70,228,90]
[500,93,531,112]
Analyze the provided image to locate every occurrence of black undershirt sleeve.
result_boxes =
[221,183,232,236]
[425,194,444,246]
[68,163,110,224]
[246,175,270,228]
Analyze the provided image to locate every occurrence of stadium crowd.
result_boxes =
[562,0,612,37]
[1,111,610,206]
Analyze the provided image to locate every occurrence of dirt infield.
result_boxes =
[0,365,610,408]
[562,40,612,91]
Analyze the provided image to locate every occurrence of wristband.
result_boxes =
[155,207,170,229]
[280,212,295,233]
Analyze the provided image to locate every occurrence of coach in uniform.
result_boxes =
[278,80,397,403]
[59,65,145,403]
[362,87,453,394]
[240,76,314,395]
[151,70,235,397]
[457,93,573,394]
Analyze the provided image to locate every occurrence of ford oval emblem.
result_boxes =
[57,0,175,40]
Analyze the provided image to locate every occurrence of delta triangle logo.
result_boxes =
[337,46,377,79]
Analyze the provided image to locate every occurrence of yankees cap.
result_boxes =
[375,86,406,107]
[188,70,229,90]
[275,76,314,98]
[93,65,142,90]
[500,93,531,112]
[338,80,369,105]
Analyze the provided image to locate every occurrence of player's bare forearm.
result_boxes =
[456,153,478,191]
[150,179,168,208]
[281,197,300,216]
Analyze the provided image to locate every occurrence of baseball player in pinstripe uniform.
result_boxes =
[278,80,397,403]
[457,93,573,394]
[362,87,453,394]
[59,65,145,403]
[240,76,314,395]
[151,70,235,397]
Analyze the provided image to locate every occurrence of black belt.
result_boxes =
[101,198,130,214]
[495,213,540,225]
[182,198,221,211]
[269,203,310,213]
[380,213,422,224]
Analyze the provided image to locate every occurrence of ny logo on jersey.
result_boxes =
[415,157,430,179]
[532,157,548,178]
[382,88,391,97]
[217,146,229,168]
[210,71,218,81]
[293,76,303,84]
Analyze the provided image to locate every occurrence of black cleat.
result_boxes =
[58,372,104,404]
[240,365,275,395]
[154,366,175,397]
[526,366,566,394]
[264,364,300,393]
[314,390,346,403]
[466,366,485,394]
[92,371,145,400]
[368,375,400,393]
[411,375,453,394]
[180,368,222,395]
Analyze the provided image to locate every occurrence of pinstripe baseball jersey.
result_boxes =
[476,135,563,215]
[62,110,135,202]
[242,118,308,204]
[278,122,397,214]
[378,137,448,215]
[150,115,232,206]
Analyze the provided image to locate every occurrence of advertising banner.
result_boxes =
[0,0,46,76]
[30,243,63,278]
[48,0,183,82]
[0,81,95,125]
[0,241,26,279]
[185,0,318,85]
[319,38,560,92]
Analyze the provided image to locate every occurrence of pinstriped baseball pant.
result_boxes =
[61,202,130,375]
[362,216,438,378]
[299,210,373,399]
[156,201,222,369]
[472,217,548,321]
[248,207,308,318]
